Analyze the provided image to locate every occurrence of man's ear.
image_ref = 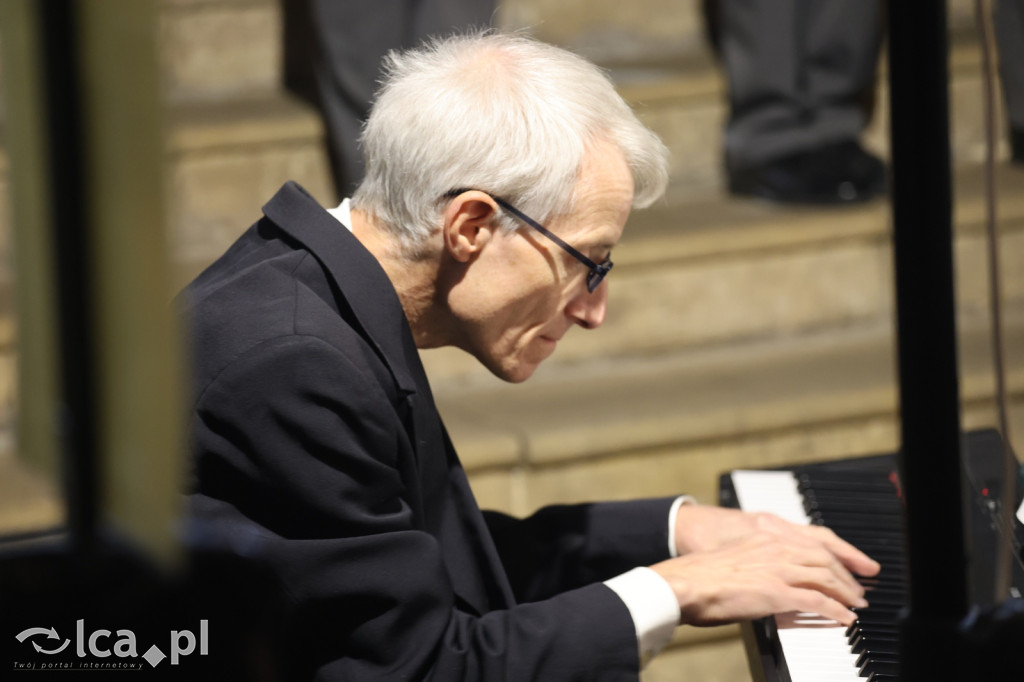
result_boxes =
[443,191,500,263]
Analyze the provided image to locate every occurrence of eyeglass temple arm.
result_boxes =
[444,189,601,269]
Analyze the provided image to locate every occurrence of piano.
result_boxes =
[720,429,1024,682]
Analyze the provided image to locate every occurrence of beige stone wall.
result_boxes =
[499,0,705,63]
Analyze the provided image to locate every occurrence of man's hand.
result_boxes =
[655,505,881,626]
[674,504,880,577]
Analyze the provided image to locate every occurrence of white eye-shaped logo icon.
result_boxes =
[16,627,71,655]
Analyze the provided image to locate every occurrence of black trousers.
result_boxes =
[997,0,1024,134]
[282,0,495,199]
[716,0,883,169]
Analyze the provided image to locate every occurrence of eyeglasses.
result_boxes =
[444,189,613,293]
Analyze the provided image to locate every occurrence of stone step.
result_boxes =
[498,0,708,66]
[446,307,1024,517]
[504,0,981,67]
[421,162,1024,381]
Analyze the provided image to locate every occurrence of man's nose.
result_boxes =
[566,279,608,329]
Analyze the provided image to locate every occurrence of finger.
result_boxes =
[756,517,883,578]
[763,541,867,602]
[782,564,869,609]
[800,525,882,577]
[785,587,859,626]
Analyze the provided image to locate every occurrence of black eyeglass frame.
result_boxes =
[444,189,613,293]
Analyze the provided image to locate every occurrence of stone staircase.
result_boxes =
[2,0,1023,679]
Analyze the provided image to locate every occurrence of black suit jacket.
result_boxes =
[181,182,676,680]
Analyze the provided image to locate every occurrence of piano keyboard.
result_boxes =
[732,469,905,682]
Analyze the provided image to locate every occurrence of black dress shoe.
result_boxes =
[728,139,887,204]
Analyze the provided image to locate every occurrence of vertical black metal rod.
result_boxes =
[888,1,972,679]
[39,0,100,555]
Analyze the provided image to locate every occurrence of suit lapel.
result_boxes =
[262,181,419,397]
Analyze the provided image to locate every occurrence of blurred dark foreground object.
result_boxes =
[0,531,287,681]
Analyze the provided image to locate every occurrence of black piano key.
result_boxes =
[849,620,899,632]
[861,583,906,595]
[802,494,898,510]
[796,468,895,481]
[820,525,905,540]
[851,542,905,552]
[797,478,897,495]
[860,569,906,579]
[852,609,899,622]
[856,649,900,669]
[860,592,906,607]
[798,467,896,480]
[861,589,905,601]
[802,488,896,501]
[859,659,899,678]
[862,572,904,586]
[856,552,905,567]
[861,583,905,593]
[850,632,900,652]
[858,555,904,569]
[841,524,901,538]
[853,604,903,616]
[814,510,902,524]
[805,492,902,506]
[811,511,904,528]
[862,590,906,606]
[806,493,905,509]
[852,635,900,656]
[848,629,901,647]
[857,568,907,585]
[861,583,906,593]
[849,623,899,636]
[814,508,902,520]
[866,674,900,682]
[831,523,905,534]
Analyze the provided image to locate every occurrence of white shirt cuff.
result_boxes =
[667,495,697,558]
[604,566,680,668]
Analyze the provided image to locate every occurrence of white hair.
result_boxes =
[350,31,670,251]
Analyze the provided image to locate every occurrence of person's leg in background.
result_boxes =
[283,0,495,200]
[996,0,1024,163]
[714,0,885,203]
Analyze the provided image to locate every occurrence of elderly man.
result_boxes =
[182,32,878,680]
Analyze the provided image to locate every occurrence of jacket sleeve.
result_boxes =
[188,334,641,681]
[483,498,676,603]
